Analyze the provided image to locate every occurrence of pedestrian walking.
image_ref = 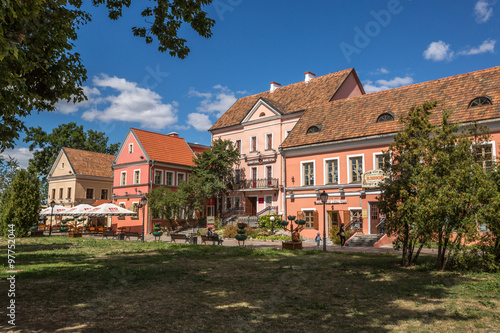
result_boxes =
[337,223,346,248]
[314,232,321,249]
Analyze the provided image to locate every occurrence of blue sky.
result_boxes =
[3,0,499,167]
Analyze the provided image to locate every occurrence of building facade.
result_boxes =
[210,70,364,221]
[110,128,209,233]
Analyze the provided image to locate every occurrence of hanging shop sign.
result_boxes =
[314,200,347,205]
[246,156,277,165]
[207,216,215,229]
[361,169,388,188]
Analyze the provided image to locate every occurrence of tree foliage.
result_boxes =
[0,0,215,152]
[378,102,497,270]
[0,169,41,237]
[0,156,20,196]
[23,122,119,198]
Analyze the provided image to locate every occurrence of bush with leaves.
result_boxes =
[258,214,284,230]
[329,224,354,245]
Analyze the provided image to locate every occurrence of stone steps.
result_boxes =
[347,234,383,247]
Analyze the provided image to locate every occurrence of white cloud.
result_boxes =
[54,86,101,114]
[363,76,414,93]
[423,41,454,61]
[370,68,390,75]
[189,85,238,118]
[475,0,493,23]
[458,39,496,55]
[187,113,213,131]
[0,147,35,168]
[81,75,178,130]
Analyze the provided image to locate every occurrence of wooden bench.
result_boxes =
[124,231,142,241]
[102,230,117,239]
[201,235,223,245]
[170,233,189,243]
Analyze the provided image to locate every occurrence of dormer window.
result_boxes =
[377,113,394,123]
[306,126,321,134]
[61,163,64,169]
[129,143,133,153]
[468,96,492,108]
[259,112,266,117]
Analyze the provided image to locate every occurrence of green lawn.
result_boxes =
[1,236,499,332]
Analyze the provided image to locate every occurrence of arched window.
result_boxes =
[376,113,394,123]
[259,112,266,117]
[306,126,320,134]
[468,96,492,108]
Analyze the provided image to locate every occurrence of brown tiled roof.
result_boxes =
[92,199,111,206]
[64,148,115,178]
[132,128,196,166]
[210,69,355,131]
[282,66,500,149]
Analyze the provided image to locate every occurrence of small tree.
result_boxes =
[0,156,20,196]
[0,169,41,237]
[147,187,179,225]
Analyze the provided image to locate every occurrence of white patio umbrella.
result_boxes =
[39,205,68,216]
[59,204,95,216]
[82,203,137,217]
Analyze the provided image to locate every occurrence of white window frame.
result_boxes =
[251,166,258,179]
[133,169,141,185]
[101,189,109,200]
[347,154,364,184]
[129,143,133,153]
[301,208,316,229]
[121,171,127,186]
[264,195,273,208]
[165,171,174,186]
[154,169,164,185]
[473,141,496,170]
[373,152,385,171]
[66,187,72,199]
[250,136,257,152]
[118,202,126,209]
[300,160,316,186]
[323,157,340,185]
[265,132,273,150]
[234,196,241,210]
[266,165,273,179]
[131,202,139,214]
[177,172,186,186]
[61,162,64,169]
[235,139,242,154]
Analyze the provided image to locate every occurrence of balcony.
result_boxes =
[238,178,279,190]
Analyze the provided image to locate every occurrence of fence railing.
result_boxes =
[237,178,279,189]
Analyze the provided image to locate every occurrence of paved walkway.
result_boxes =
[141,233,438,256]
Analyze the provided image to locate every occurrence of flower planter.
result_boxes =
[68,232,82,238]
[296,219,306,226]
[152,231,163,236]
[235,234,247,241]
[237,229,246,235]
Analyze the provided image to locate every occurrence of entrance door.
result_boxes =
[328,211,340,229]
[246,197,257,216]
[369,202,380,234]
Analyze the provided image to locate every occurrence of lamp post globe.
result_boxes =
[270,215,275,234]
[49,199,56,236]
[319,191,328,251]
[141,196,148,242]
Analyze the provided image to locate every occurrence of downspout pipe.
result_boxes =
[279,146,287,221]
[149,159,155,234]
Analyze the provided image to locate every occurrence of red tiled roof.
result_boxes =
[282,66,500,149]
[210,69,355,131]
[92,199,111,206]
[132,128,196,166]
[63,148,115,178]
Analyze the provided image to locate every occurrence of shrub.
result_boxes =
[329,224,354,245]
[451,244,500,272]
[222,224,255,238]
[254,235,291,241]
[258,214,284,230]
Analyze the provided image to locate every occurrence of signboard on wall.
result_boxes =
[362,169,388,188]
[207,216,215,228]
[258,198,264,204]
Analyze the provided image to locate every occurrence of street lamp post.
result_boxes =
[319,191,328,251]
[270,215,275,234]
[141,196,148,242]
[49,200,55,236]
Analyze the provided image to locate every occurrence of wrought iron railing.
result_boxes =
[256,205,278,217]
[238,178,279,189]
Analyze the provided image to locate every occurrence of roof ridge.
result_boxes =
[63,147,115,157]
[131,127,185,140]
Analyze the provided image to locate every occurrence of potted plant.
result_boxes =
[235,222,247,246]
[152,222,163,241]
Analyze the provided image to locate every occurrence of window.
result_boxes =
[349,156,363,183]
[266,133,273,150]
[134,170,140,184]
[86,188,94,199]
[468,96,492,108]
[121,172,127,186]
[235,169,241,184]
[131,202,139,214]
[59,188,63,199]
[325,159,339,184]
[101,189,108,200]
[226,197,232,210]
[177,173,185,185]
[251,136,257,152]
[61,163,64,169]
[351,210,363,229]
[154,170,163,185]
[266,166,273,186]
[235,140,242,153]
[129,143,133,153]
[376,113,394,122]
[67,187,72,199]
[265,195,272,208]
[234,196,241,210]
[119,202,126,209]
[166,172,174,186]
[304,211,314,228]
[474,143,493,172]
[207,206,215,217]
[259,112,266,117]
[375,154,386,170]
[52,189,56,199]
[302,162,314,186]
[307,126,320,134]
[251,167,257,188]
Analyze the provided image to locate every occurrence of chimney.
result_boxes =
[270,82,281,93]
[305,71,316,83]
[167,132,179,138]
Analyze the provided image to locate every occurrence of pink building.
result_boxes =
[111,128,209,233]
[209,70,364,222]
[281,66,500,241]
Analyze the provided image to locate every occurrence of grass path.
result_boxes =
[1,237,499,332]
